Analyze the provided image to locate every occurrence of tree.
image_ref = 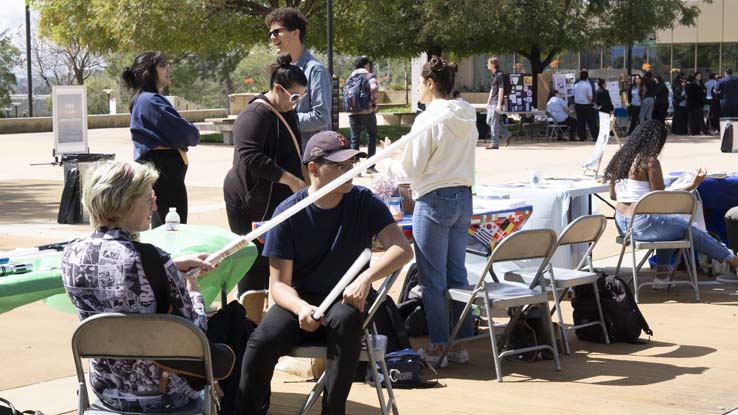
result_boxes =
[0,31,20,109]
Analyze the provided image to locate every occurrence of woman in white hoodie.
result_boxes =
[379,56,478,366]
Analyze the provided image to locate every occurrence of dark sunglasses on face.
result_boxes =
[268,27,290,38]
[277,84,306,104]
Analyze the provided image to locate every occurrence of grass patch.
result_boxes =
[338,125,411,142]
[200,132,223,143]
[377,105,412,113]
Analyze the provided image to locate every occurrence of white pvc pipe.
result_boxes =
[311,248,372,320]
[185,109,453,278]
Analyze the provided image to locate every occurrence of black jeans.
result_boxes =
[348,113,378,157]
[137,149,188,228]
[575,104,598,140]
[722,104,738,118]
[627,105,640,135]
[236,296,363,415]
[225,204,269,295]
[555,116,577,139]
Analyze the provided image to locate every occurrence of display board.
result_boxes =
[606,81,622,108]
[506,73,534,112]
[52,85,88,155]
[553,73,576,103]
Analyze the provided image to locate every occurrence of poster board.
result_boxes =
[52,85,88,155]
[506,73,534,112]
[606,81,622,108]
[553,73,576,103]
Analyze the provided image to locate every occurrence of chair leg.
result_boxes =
[591,281,610,344]
[688,245,701,302]
[614,242,627,278]
[364,332,389,415]
[541,300,562,372]
[298,372,326,415]
[378,355,399,415]
[480,288,504,382]
[436,295,476,370]
[550,284,570,355]
[631,245,640,303]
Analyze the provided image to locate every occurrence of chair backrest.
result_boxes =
[475,229,557,289]
[632,190,696,216]
[72,313,214,409]
[364,269,402,330]
[556,214,607,270]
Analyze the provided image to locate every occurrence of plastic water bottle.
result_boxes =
[164,207,180,231]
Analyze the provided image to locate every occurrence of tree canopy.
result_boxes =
[0,31,20,109]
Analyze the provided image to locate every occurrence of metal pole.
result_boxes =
[25,2,33,117]
[326,0,338,131]
[326,0,333,75]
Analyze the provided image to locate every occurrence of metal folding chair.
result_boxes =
[289,269,402,415]
[545,111,566,141]
[504,215,610,354]
[614,190,700,303]
[72,313,216,415]
[439,229,561,382]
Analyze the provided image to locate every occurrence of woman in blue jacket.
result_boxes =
[123,52,200,228]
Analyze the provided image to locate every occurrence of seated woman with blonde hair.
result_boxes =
[61,160,216,412]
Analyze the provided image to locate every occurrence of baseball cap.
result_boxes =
[302,131,367,164]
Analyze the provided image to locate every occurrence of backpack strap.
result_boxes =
[253,99,302,159]
[131,241,171,314]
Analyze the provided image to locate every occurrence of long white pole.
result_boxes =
[185,109,453,277]
[312,248,371,320]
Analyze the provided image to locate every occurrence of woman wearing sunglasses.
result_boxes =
[223,53,308,314]
[123,51,201,228]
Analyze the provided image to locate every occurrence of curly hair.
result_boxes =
[604,120,668,182]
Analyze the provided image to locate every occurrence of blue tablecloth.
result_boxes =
[697,176,738,242]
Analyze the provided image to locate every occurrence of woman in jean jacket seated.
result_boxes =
[61,161,214,412]
[604,120,738,284]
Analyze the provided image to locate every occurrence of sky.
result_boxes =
[0,2,28,35]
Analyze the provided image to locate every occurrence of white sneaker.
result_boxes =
[716,269,738,284]
[447,348,470,364]
[652,275,671,290]
[418,348,448,368]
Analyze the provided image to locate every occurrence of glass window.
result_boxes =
[671,44,695,76]
[548,51,579,71]
[654,45,673,81]
[580,48,601,70]
[721,43,738,74]
[603,46,623,70]
[696,43,720,76]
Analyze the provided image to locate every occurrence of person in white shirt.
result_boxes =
[546,90,576,140]
[573,70,598,141]
[378,55,477,368]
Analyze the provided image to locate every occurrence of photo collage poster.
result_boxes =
[506,73,534,112]
[553,73,576,103]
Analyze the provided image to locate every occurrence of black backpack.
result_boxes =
[366,289,412,353]
[572,272,653,343]
[396,263,429,337]
[721,121,733,153]
[342,72,372,113]
[57,167,82,224]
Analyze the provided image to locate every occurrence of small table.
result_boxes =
[478,178,608,267]
[0,225,257,314]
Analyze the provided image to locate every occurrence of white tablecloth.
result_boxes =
[477,178,607,269]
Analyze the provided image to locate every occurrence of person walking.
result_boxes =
[639,71,657,122]
[345,56,379,172]
[123,52,200,228]
[627,75,642,135]
[485,57,511,149]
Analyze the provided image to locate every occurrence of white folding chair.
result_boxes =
[72,313,216,415]
[614,190,700,303]
[289,269,402,415]
[439,229,561,382]
[545,111,565,141]
[504,215,610,354]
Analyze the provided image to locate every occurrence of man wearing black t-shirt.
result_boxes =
[236,131,413,415]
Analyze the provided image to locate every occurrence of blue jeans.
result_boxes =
[413,186,474,346]
[486,105,510,146]
[348,113,377,157]
[615,212,732,267]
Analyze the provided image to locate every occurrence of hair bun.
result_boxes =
[428,56,446,72]
[447,62,458,74]
[276,53,292,68]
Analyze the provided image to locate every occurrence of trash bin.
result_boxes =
[719,117,738,153]
[58,153,115,224]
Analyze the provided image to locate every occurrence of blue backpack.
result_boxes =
[343,73,372,113]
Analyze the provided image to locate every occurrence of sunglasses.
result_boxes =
[268,27,291,38]
[277,84,306,104]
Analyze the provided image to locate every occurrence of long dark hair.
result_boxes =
[604,120,668,182]
[421,56,458,97]
[122,51,167,111]
[268,53,308,89]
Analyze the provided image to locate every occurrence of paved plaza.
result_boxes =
[1,128,738,414]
